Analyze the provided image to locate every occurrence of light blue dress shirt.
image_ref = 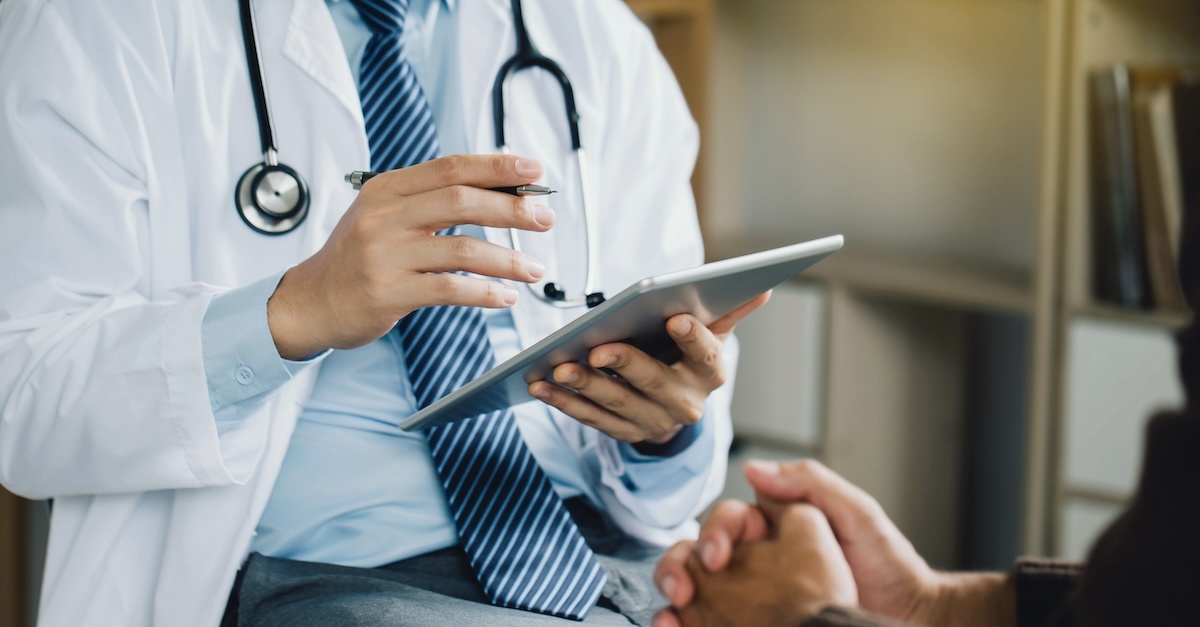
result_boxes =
[200,0,710,568]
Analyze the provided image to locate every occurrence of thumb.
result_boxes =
[745,459,888,545]
[744,459,813,501]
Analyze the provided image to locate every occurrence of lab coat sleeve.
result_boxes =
[565,3,735,545]
[0,1,273,498]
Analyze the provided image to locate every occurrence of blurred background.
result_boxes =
[2,0,1196,624]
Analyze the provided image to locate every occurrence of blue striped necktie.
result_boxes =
[349,0,607,619]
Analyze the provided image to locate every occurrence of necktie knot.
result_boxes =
[349,0,409,35]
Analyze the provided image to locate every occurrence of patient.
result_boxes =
[652,200,1200,627]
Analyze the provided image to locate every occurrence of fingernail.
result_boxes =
[557,369,578,385]
[745,459,781,475]
[672,318,693,336]
[516,159,541,177]
[592,354,614,368]
[660,575,678,603]
[500,284,519,305]
[700,541,718,570]
[527,256,546,280]
[533,204,556,227]
[530,385,550,400]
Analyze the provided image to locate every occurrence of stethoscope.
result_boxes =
[494,0,604,309]
[234,0,310,235]
[235,0,603,307]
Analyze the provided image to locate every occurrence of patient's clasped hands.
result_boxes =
[654,460,1017,627]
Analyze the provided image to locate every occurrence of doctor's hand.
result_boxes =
[528,292,770,445]
[268,154,554,361]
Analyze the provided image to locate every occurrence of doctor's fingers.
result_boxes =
[585,342,708,419]
[528,378,674,442]
[376,185,556,233]
[666,315,727,392]
[405,273,523,310]
[552,363,691,435]
[362,154,544,197]
[410,235,546,284]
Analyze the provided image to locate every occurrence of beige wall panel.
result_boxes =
[708,0,1045,269]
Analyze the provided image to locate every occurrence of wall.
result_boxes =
[707,0,1046,271]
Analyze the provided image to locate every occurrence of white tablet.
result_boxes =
[400,235,844,430]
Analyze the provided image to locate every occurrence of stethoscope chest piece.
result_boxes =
[235,160,310,235]
[236,0,310,236]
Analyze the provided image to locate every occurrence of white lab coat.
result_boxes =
[0,0,733,625]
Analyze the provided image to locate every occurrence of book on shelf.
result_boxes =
[1176,80,1200,305]
[1089,65,1199,313]
[1132,83,1187,311]
[1089,66,1149,309]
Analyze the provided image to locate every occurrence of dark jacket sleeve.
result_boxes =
[800,559,1084,627]
[1013,559,1082,627]
[801,606,907,627]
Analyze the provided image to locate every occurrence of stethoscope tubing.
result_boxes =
[239,0,277,163]
[496,0,601,309]
[236,0,311,235]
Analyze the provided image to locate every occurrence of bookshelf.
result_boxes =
[708,0,1198,566]
[1071,302,1190,330]
[1040,0,1200,558]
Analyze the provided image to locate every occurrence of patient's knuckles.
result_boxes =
[778,504,828,536]
[708,499,749,524]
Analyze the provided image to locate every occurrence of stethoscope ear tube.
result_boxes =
[496,0,600,308]
[493,0,582,151]
[240,0,276,158]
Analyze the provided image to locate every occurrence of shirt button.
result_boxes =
[235,366,255,386]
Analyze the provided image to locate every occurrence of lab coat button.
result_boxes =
[235,366,255,385]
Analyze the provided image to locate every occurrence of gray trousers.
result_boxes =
[223,498,668,626]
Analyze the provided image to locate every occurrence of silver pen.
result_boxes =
[344,171,555,196]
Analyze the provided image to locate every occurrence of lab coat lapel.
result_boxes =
[281,0,366,127]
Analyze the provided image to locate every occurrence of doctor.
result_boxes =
[0,0,753,625]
